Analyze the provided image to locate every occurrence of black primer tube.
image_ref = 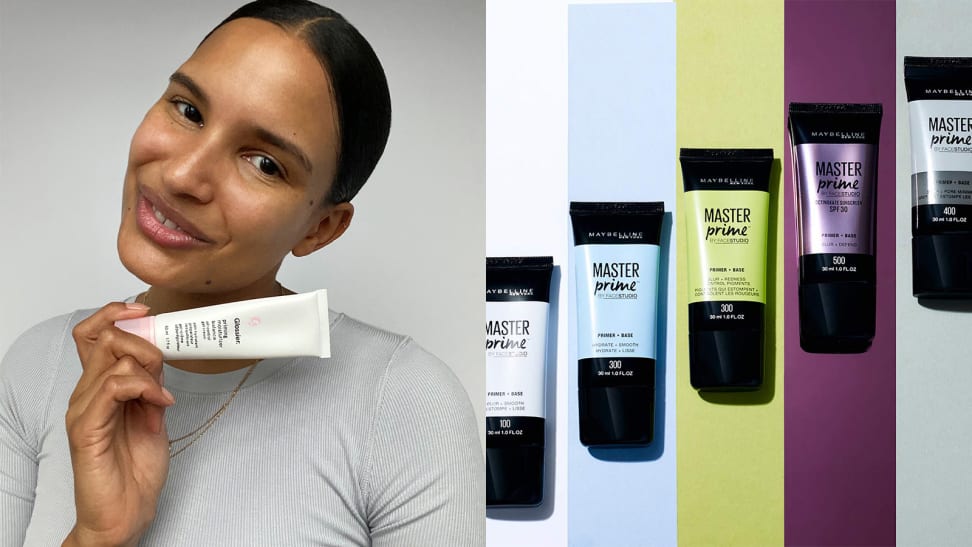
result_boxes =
[570,202,664,445]
[905,57,972,297]
[788,103,881,352]
[485,256,553,507]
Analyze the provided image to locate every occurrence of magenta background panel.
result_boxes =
[783,1,896,545]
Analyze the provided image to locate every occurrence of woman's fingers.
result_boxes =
[67,356,175,446]
[92,373,173,435]
[73,301,150,345]
[72,303,165,408]
[76,326,164,387]
[73,301,152,363]
[67,302,171,455]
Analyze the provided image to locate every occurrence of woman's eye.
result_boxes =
[245,154,282,177]
[174,101,203,125]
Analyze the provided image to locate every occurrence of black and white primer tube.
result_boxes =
[485,256,553,507]
[905,57,972,297]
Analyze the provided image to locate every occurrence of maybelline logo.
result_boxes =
[587,231,643,240]
[700,177,754,185]
[926,88,972,97]
[486,288,534,296]
[810,130,865,140]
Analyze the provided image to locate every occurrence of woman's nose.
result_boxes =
[160,134,222,203]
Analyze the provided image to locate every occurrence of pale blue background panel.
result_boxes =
[567,3,677,546]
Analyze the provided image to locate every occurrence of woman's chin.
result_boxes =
[117,233,188,290]
[119,253,172,290]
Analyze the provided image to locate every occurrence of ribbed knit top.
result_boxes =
[0,309,484,546]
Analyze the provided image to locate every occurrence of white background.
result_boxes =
[0,1,484,440]
[486,0,569,543]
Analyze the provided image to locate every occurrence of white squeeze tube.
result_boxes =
[114,290,330,359]
[485,256,553,507]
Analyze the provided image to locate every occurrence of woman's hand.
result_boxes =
[63,302,175,547]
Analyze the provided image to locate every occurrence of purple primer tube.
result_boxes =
[788,103,882,353]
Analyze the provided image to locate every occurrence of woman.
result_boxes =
[0,1,484,545]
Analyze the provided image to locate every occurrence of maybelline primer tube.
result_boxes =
[789,103,881,352]
[905,57,972,297]
[570,202,663,445]
[115,290,330,359]
[680,149,771,391]
[485,256,553,507]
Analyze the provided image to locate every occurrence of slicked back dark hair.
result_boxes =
[205,0,391,204]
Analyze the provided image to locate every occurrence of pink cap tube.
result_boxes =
[114,316,156,344]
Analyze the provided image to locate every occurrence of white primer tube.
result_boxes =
[115,290,330,359]
[485,256,552,507]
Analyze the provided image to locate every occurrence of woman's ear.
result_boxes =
[291,202,354,257]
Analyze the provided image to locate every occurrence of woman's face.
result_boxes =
[117,18,345,296]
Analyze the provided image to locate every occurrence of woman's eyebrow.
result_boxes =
[253,126,313,175]
[169,71,209,108]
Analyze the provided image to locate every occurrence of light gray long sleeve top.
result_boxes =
[0,309,485,546]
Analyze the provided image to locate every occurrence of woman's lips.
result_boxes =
[135,192,211,248]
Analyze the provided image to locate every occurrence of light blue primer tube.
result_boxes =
[570,201,664,445]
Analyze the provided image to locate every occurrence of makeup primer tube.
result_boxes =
[789,103,881,352]
[485,256,553,507]
[680,149,771,390]
[905,57,972,298]
[570,202,663,446]
[115,290,330,359]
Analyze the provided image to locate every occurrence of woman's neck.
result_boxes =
[139,281,288,316]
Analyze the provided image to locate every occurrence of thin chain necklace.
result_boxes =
[138,283,283,459]
[167,361,258,458]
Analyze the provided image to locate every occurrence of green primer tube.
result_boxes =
[680,148,773,391]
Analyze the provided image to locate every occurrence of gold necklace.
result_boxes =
[136,283,284,458]
[167,361,258,458]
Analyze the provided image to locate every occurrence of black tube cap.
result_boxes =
[578,385,653,446]
[486,445,544,507]
[913,233,972,298]
[689,328,763,391]
[799,280,874,353]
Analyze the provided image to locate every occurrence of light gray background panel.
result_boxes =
[897,1,972,543]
